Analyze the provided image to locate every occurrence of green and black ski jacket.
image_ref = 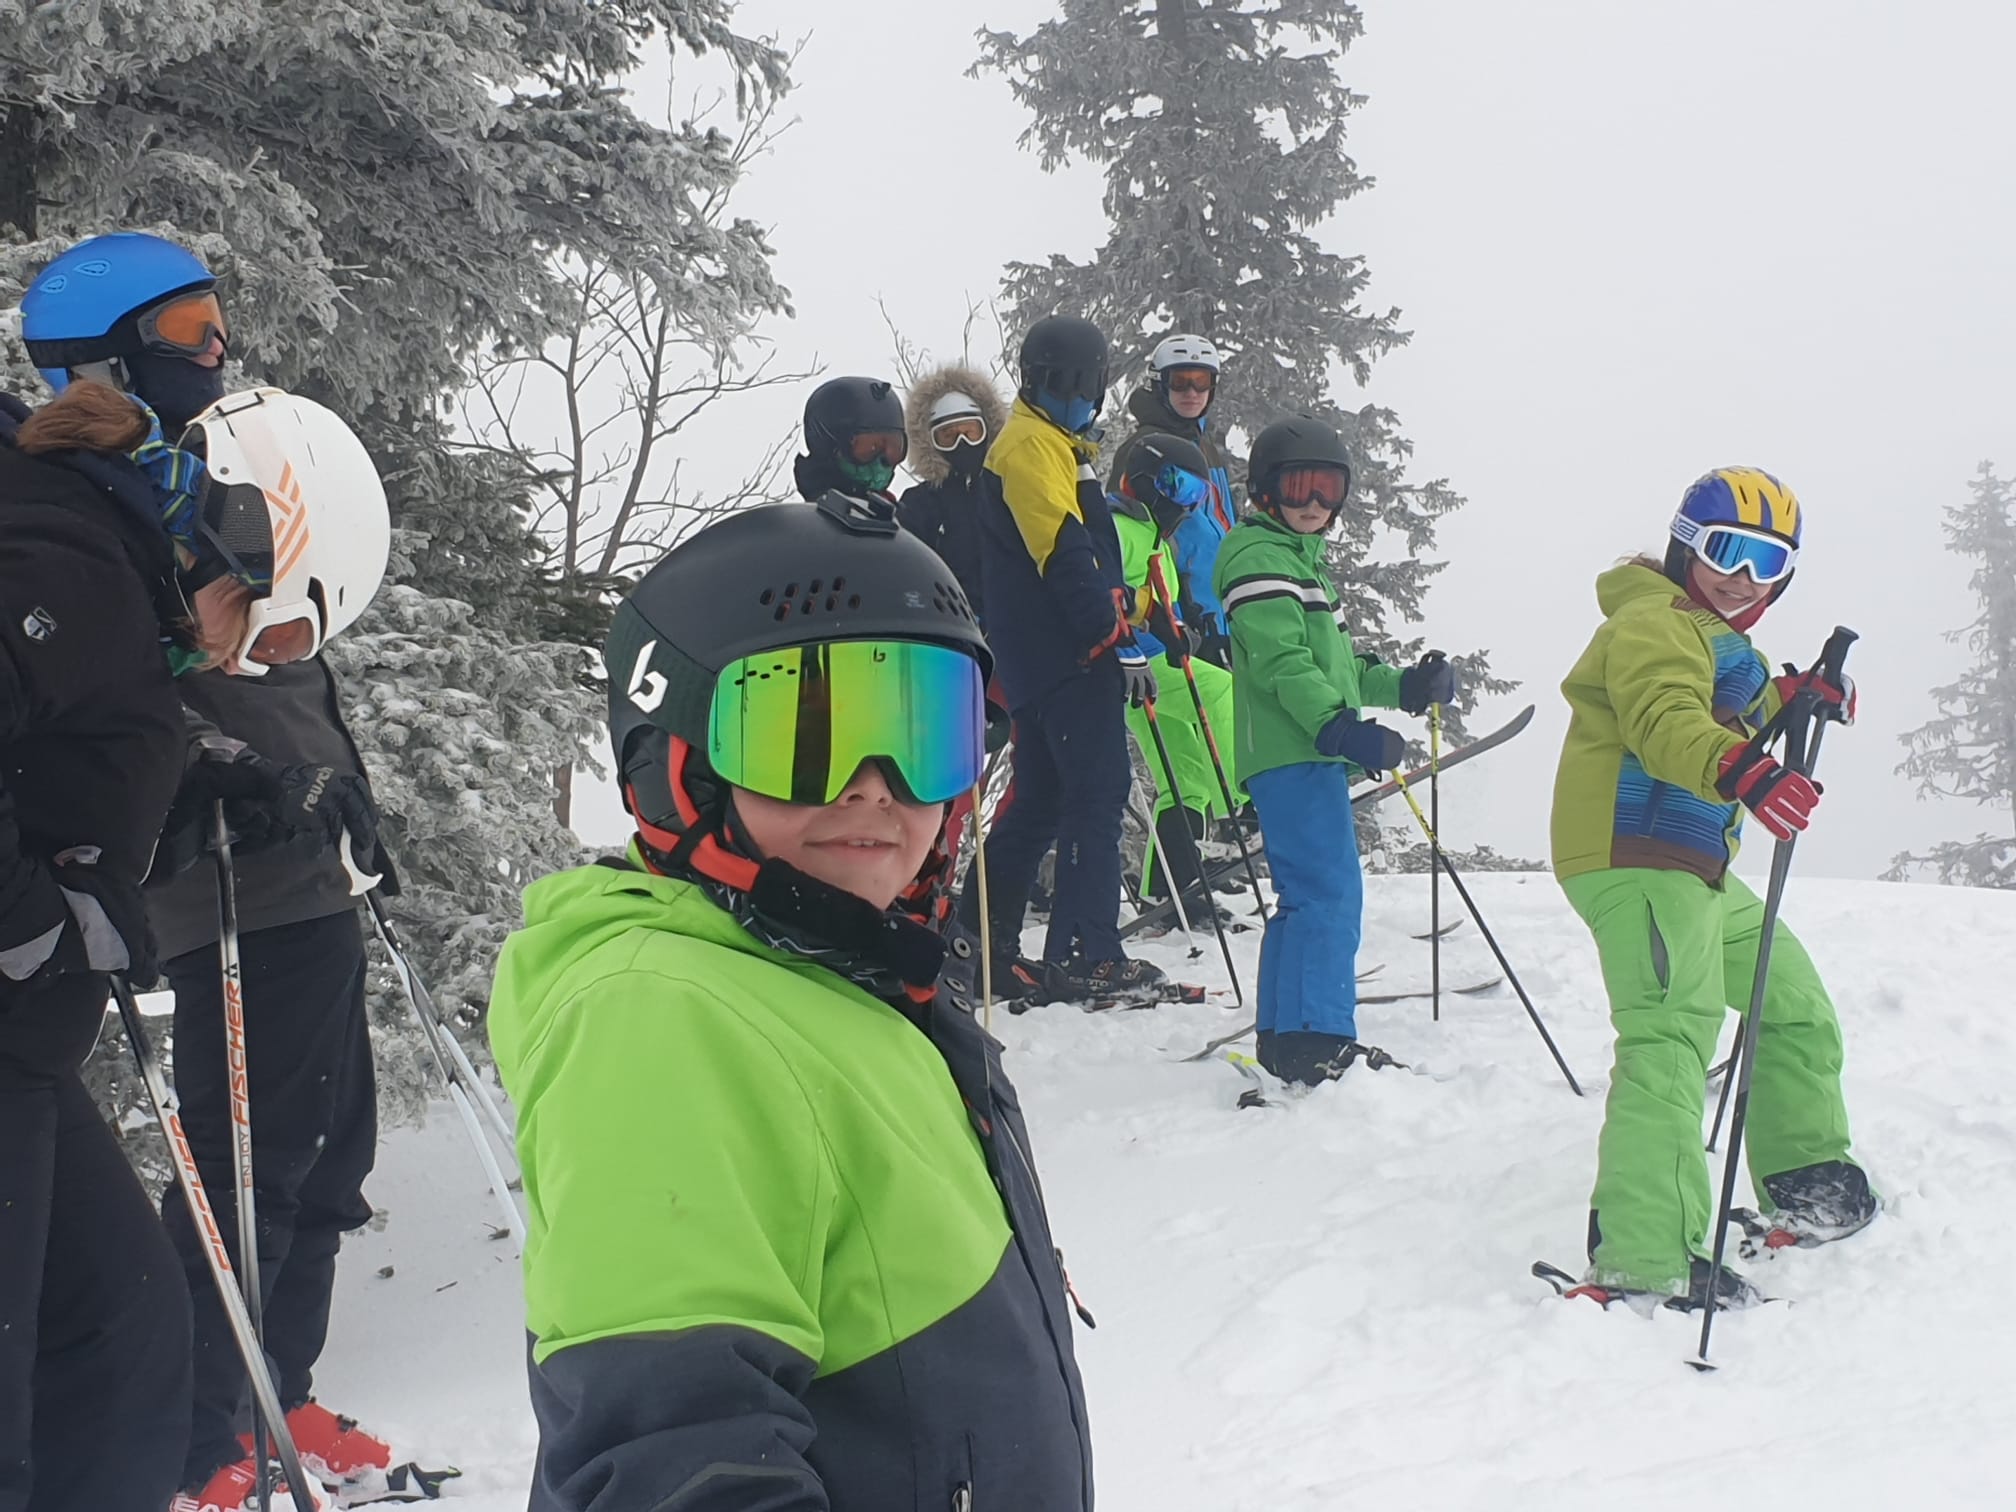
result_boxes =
[489,859,1094,1511]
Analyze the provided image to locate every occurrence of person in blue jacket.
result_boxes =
[1107,334,1237,665]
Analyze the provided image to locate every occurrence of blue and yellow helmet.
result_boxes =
[1665,467,1803,594]
[1675,467,1802,545]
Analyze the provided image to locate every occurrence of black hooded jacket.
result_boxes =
[896,365,1011,625]
[0,395,185,1063]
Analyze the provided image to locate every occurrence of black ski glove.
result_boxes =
[1398,650,1459,716]
[1315,709,1405,776]
[1197,630,1233,670]
[0,852,158,988]
[258,759,381,858]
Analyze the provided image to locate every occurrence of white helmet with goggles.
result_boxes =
[184,388,390,674]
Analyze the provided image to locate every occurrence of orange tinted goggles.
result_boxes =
[847,430,908,467]
[139,291,228,356]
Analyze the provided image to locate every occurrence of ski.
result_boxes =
[1533,1258,1779,1313]
[1226,1051,1282,1110]
[1119,705,1537,941]
[1080,983,1217,1020]
[1351,704,1537,808]
[1412,918,1466,942]
[1725,1205,1875,1260]
[1359,976,1502,1005]
[337,1461,464,1505]
[1176,964,1389,1062]
[1532,1260,1583,1297]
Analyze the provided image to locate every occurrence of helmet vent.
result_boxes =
[758,588,776,606]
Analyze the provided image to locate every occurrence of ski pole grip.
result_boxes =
[1816,625,1859,685]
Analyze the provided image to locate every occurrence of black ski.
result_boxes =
[1412,918,1466,942]
[1119,705,1537,941]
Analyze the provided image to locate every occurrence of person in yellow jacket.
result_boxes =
[1550,467,1874,1311]
[972,314,1169,1006]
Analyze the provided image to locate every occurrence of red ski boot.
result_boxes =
[239,1401,392,1494]
[170,1455,326,1512]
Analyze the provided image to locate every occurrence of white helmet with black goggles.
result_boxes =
[1669,514,1799,585]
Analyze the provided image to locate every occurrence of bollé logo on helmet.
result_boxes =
[627,641,668,713]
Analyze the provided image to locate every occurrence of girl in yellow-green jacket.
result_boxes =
[1551,467,1874,1310]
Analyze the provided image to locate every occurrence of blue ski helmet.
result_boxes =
[20,233,219,392]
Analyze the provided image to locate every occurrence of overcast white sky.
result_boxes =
[578,0,2016,885]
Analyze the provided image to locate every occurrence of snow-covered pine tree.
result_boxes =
[974,0,1512,734]
[1887,462,2016,890]
[1,1,789,1151]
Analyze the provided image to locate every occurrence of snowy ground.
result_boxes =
[315,873,2016,1510]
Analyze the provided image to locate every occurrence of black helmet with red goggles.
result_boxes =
[1247,416,1354,525]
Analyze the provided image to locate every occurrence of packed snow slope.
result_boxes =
[317,873,2016,1511]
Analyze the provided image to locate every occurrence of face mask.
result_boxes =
[124,350,226,436]
[947,441,987,478]
[1036,388,1098,435]
[838,455,896,494]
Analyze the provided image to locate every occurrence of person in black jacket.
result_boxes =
[0,377,237,1512]
[897,363,1008,618]
[792,375,908,504]
[21,232,399,1509]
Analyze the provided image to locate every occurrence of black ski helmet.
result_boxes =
[1119,432,1213,535]
[803,376,906,461]
[605,491,990,847]
[1017,314,1109,413]
[1247,416,1353,523]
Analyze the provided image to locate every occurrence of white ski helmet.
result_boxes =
[1148,333,1222,376]
[927,390,984,427]
[185,387,390,675]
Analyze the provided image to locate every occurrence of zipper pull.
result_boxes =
[952,1483,973,1512]
[1056,1248,1098,1329]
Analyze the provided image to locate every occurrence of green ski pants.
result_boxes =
[1127,653,1238,889]
[1559,867,1854,1293]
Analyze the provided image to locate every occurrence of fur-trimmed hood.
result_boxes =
[903,364,1011,484]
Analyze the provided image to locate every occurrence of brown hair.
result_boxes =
[15,380,153,455]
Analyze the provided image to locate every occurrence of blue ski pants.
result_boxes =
[1246,760,1364,1038]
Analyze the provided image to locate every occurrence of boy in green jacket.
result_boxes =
[1212,417,1456,1085]
[1551,467,1873,1311]
[489,491,1093,1511]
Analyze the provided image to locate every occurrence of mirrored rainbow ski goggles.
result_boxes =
[708,639,987,806]
[1670,515,1800,584]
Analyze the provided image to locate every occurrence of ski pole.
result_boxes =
[1387,776,1584,1096]
[1146,556,1268,919]
[1705,1044,1738,1153]
[113,979,321,1512]
[974,777,994,1031]
[1138,694,1245,1005]
[1127,787,1196,961]
[1694,626,1858,1372]
[1431,702,1443,1023]
[361,888,525,1241]
[212,803,273,1512]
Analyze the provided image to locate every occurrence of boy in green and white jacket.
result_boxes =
[1212,417,1455,1085]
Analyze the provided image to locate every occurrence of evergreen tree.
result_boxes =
[974,0,1511,730]
[1887,462,2016,889]
[1,2,788,1145]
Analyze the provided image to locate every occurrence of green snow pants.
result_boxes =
[1560,867,1855,1294]
[1127,652,1239,889]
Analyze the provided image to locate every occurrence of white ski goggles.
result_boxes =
[230,595,322,677]
[1670,516,1800,584]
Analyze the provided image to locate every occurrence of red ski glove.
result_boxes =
[1773,665,1857,726]
[1717,745,1822,841]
